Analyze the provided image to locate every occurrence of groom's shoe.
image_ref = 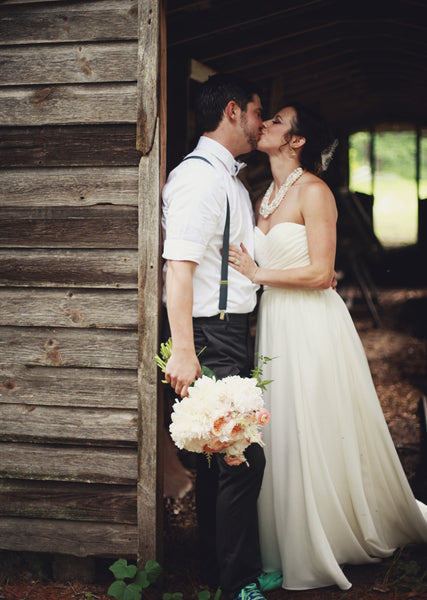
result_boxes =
[258,570,283,592]
[233,582,267,600]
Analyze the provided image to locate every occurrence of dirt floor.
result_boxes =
[1,286,427,600]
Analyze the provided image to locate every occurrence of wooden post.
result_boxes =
[136,0,166,566]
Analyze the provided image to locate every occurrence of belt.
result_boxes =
[193,313,249,323]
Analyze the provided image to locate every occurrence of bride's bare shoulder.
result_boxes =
[300,176,337,217]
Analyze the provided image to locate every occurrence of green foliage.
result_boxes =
[108,558,218,600]
[154,338,174,383]
[107,559,162,600]
[155,340,216,383]
[201,365,216,379]
[381,545,427,593]
[251,353,275,391]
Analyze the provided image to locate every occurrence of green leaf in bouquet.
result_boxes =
[201,365,216,379]
[251,353,276,389]
[154,338,173,373]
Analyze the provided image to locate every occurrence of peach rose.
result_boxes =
[256,408,270,426]
[203,440,231,453]
[224,455,245,466]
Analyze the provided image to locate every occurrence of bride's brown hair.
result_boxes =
[284,102,337,176]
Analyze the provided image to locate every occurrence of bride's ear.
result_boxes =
[291,135,306,150]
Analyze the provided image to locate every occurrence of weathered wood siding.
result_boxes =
[0,0,141,558]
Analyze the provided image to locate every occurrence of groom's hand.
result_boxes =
[165,348,201,398]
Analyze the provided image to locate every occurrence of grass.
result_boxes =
[350,173,424,247]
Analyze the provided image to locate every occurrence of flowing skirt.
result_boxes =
[256,286,427,590]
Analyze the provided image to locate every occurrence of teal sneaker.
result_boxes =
[233,582,266,600]
[258,570,283,592]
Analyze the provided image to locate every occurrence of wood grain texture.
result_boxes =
[0,249,138,288]
[0,404,137,445]
[0,326,138,369]
[0,443,137,484]
[0,480,137,524]
[0,365,137,409]
[0,167,138,208]
[0,84,137,126]
[0,517,137,557]
[0,125,141,167]
[136,0,158,154]
[0,1,138,45]
[0,288,138,328]
[0,42,137,86]
[137,0,167,567]
[0,205,138,249]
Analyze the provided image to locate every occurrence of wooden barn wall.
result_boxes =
[0,0,142,557]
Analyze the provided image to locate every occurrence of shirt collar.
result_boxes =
[194,136,247,176]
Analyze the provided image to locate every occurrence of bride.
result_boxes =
[228,103,427,591]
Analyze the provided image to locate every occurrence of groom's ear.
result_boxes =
[225,100,240,121]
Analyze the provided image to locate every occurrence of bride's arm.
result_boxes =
[230,182,337,290]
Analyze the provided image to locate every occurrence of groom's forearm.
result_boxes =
[164,260,201,396]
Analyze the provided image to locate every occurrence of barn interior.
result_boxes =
[166,0,427,305]
[0,0,426,590]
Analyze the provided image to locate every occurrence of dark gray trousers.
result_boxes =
[191,314,265,599]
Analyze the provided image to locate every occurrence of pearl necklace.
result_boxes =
[259,167,304,218]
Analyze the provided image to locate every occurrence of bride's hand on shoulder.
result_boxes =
[228,243,259,282]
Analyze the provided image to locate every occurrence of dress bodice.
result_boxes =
[254,222,311,271]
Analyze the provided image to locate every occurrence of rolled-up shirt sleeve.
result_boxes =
[162,162,223,264]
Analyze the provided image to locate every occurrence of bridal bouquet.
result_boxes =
[155,338,272,466]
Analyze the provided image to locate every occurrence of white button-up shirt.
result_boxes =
[162,136,258,318]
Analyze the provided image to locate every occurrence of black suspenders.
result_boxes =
[182,155,230,319]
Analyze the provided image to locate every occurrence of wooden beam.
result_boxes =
[0,443,137,484]
[0,249,138,288]
[0,205,138,249]
[0,404,137,445]
[0,288,137,329]
[136,0,160,154]
[0,84,137,126]
[0,125,141,168]
[0,167,138,208]
[0,517,137,557]
[0,365,137,409]
[0,326,138,369]
[137,0,165,566]
[0,0,138,45]
[0,480,137,524]
[0,42,137,86]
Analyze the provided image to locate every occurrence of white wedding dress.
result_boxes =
[254,222,427,590]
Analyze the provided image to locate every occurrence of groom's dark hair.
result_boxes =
[194,73,261,134]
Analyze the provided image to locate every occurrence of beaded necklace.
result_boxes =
[259,167,303,218]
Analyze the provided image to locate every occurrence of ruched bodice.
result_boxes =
[255,223,310,270]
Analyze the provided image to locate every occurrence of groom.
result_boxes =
[161,73,268,600]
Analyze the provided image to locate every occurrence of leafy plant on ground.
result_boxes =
[107,558,220,600]
[378,545,427,593]
[108,558,162,600]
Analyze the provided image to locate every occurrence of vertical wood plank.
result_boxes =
[137,0,165,566]
[136,0,158,154]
